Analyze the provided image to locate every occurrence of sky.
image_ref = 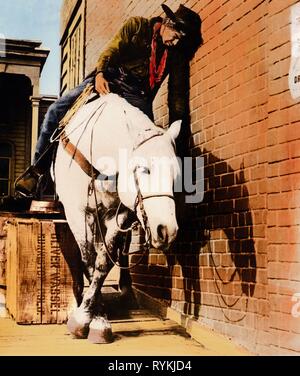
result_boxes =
[0,0,62,96]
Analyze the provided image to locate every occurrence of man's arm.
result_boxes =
[95,17,143,94]
[168,51,190,124]
[96,17,143,73]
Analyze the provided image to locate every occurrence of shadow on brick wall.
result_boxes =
[171,148,257,318]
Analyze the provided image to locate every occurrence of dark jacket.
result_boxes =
[96,16,190,123]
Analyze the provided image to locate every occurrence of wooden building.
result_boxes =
[0,38,56,197]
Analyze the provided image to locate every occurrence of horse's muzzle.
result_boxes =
[152,224,178,250]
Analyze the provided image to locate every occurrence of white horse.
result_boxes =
[54,93,181,343]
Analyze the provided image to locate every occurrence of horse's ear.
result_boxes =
[167,120,182,141]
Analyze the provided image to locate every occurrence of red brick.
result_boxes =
[278,123,300,144]
[171,288,184,301]
[270,312,291,332]
[202,267,214,280]
[269,144,290,163]
[157,254,167,266]
[172,265,182,278]
[268,0,295,17]
[174,277,184,290]
[268,261,291,279]
[251,165,266,180]
[256,269,268,284]
[268,193,290,210]
[279,332,300,353]
[289,263,300,281]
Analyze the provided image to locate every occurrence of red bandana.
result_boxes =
[149,23,168,90]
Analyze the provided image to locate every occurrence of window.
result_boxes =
[0,142,13,197]
[69,19,83,89]
[60,0,85,95]
[0,74,12,127]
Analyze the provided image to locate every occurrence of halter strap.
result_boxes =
[132,132,175,229]
[133,132,164,151]
[133,168,175,234]
[141,193,175,201]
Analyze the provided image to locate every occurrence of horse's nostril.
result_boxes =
[157,224,168,242]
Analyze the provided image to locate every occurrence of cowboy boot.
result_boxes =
[14,137,57,198]
[14,165,44,198]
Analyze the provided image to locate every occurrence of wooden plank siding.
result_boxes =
[60,0,85,96]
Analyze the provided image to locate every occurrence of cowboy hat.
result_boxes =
[161,3,202,37]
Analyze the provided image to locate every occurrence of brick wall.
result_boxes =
[61,0,300,354]
[266,0,300,355]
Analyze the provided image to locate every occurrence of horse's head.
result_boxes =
[118,120,181,250]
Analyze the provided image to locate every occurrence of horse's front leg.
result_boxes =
[67,242,115,341]
[62,208,96,338]
[87,210,134,344]
[85,242,114,343]
[67,244,114,341]
[66,208,97,285]
[68,212,127,343]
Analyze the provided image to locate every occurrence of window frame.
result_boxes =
[60,0,85,95]
[0,142,14,197]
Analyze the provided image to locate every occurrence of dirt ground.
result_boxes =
[0,269,251,356]
[0,311,250,356]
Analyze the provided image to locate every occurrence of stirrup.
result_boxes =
[15,182,42,199]
[14,165,42,183]
[14,166,43,198]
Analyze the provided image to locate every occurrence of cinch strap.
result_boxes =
[60,130,100,178]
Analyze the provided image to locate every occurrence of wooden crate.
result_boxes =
[6,218,83,324]
[0,213,14,287]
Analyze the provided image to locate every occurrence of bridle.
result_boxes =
[116,132,176,245]
[132,132,175,227]
[132,166,175,230]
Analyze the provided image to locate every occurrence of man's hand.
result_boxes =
[95,72,110,95]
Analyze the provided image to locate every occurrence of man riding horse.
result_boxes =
[15,3,203,197]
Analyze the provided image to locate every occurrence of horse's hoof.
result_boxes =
[67,313,90,339]
[88,317,114,344]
